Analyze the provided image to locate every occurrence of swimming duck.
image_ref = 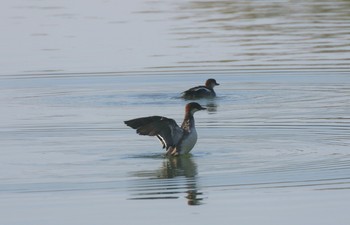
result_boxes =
[124,102,206,156]
[181,78,219,99]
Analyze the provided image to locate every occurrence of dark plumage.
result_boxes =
[124,102,206,156]
[181,78,219,99]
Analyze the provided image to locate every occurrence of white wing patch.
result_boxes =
[192,87,211,93]
[156,135,167,149]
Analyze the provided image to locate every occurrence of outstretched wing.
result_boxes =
[124,116,183,150]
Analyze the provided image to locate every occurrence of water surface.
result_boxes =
[1,71,350,224]
[1,0,350,75]
[1,0,350,224]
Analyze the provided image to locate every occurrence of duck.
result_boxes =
[181,78,219,99]
[124,102,206,156]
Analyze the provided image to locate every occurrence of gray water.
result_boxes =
[1,0,350,225]
[1,0,350,74]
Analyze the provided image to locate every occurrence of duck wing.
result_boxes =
[182,85,212,98]
[124,116,183,150]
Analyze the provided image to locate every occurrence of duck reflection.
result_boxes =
[129,156,203,205]
[205,101,218,113]
[156,155,197,178]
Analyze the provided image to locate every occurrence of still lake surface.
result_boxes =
[1,0,350,225]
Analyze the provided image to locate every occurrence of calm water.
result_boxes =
[1,71,350,224]
[1,0,350,225]
[1,0,350,74]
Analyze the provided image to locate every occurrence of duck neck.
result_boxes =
[181,112,195,131]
